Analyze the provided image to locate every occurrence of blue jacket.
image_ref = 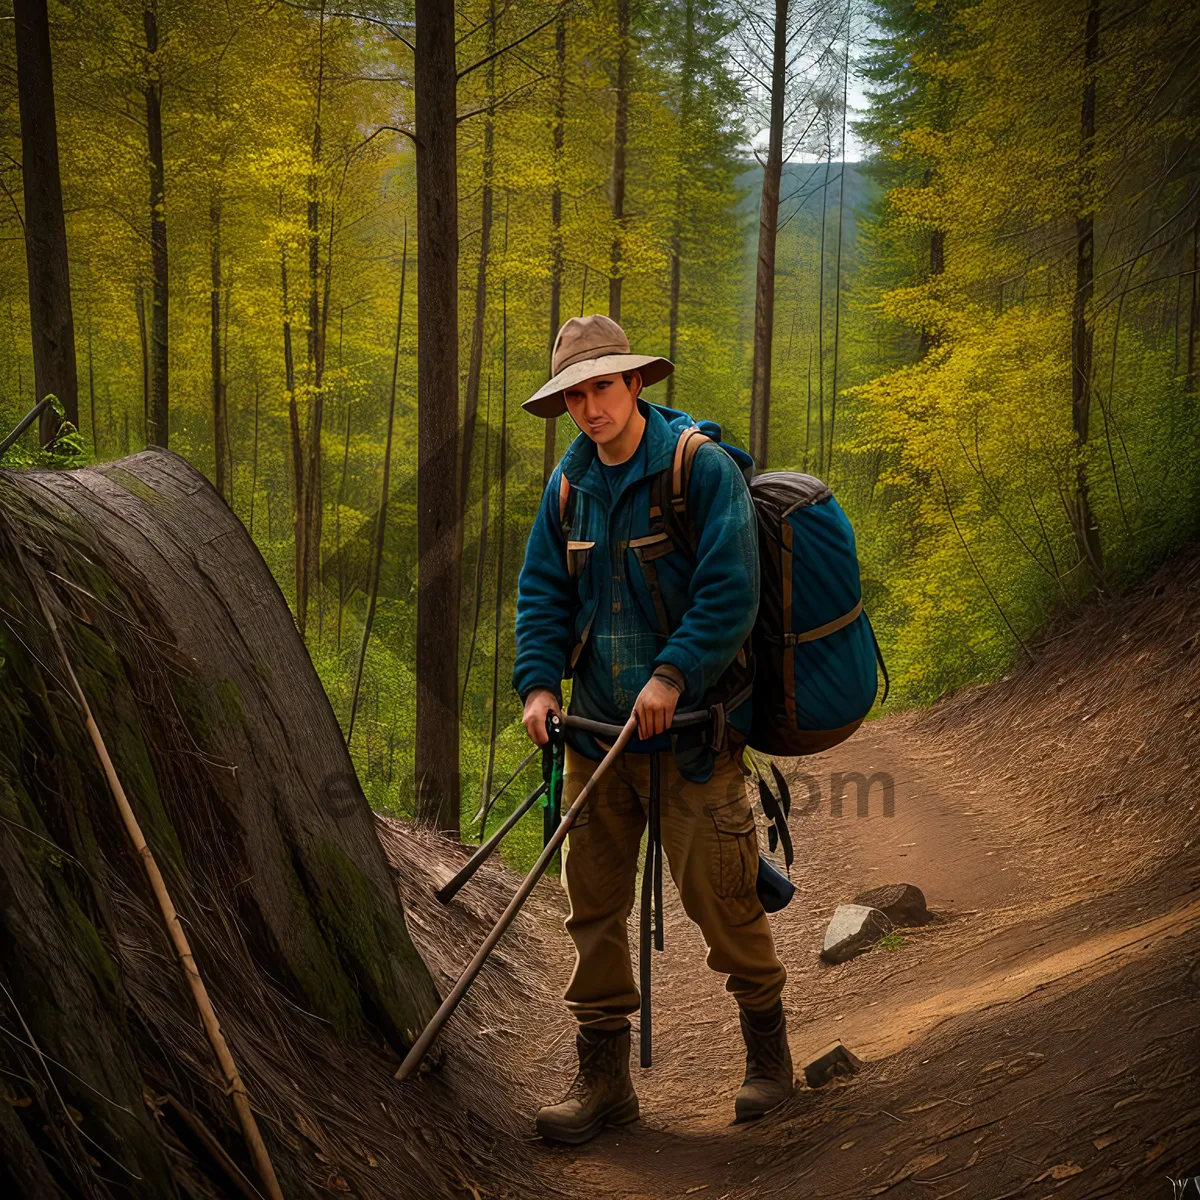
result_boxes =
[512,399,759,781]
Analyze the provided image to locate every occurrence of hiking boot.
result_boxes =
[536,1022,639,1145]
[734,1001,795,1122]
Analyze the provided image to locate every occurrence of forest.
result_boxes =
[2,0,1198,845]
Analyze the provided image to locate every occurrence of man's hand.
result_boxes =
[522,687,562,746]
[633,675,680,739]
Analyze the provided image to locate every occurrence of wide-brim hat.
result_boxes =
[523,314,673,418]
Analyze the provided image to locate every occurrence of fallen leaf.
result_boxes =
[1114,1091,1152,1110]
[870,1152,948,1193]
[1034,1162,1083,1182]
[1093,1133,1121,1150]
[903,1098,946,1114]
[1144,1141,1168,1166]
[685,1188,709,1195]
[840,1141,855,1151]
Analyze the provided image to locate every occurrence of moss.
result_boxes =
[294,838,438,1046]
[100,465,159,505]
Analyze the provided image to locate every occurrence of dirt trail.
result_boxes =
[402,544,1200,1199]
[535,717,1200,1199]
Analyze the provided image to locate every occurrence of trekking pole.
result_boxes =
[396,713,640,1082]
[434,780,547,905]
[437,716,564,906]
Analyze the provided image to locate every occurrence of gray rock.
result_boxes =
[802,1040,862,1088]
[820,904,891,964]
[852,882,930,927]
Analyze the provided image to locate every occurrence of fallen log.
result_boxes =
[0,449,441,1195]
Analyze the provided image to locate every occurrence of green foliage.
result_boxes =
[1,0,1197,861]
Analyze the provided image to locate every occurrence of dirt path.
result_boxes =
[514,719,1200,1199]
[395,547,1200,1199]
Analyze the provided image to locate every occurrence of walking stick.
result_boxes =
[396,713,640,1082]
[434,780,547,905]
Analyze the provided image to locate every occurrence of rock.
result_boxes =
[852,882,930,927]
[802,1041,862,1088]
[820,904,892,964]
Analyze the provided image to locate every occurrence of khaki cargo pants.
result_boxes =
[560,741,787,1030]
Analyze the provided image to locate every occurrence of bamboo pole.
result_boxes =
[29,577,283,1200]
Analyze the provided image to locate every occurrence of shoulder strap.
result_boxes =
[659,426,714,555]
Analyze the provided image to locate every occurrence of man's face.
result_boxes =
[562,371,641,445]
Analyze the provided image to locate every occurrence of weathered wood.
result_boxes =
[0,449,441,1190]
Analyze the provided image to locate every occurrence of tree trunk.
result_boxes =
[135,282,150,443]
[817,156,830,473]
[917,165,945,359]
[460,4,496,531]
[14,0,78,445]
[281,226,306,619]
[608,0,630,324]
[300,3,328,640]
[827,24,850,481]
[543,12,566,485]
[349,230,406,748]
[749,0,789,470]
[144,2,169,448]
[666,0,696,410]
[210,194,228,501]
[481,267,509,821]
[0,448,441,1193]
[414,0,462,835]
[1071,0,1105,587]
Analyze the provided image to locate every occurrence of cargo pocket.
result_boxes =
[707,795,758,902]
[566,540,594,579]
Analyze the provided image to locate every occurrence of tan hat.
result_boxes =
[522,314,673,418]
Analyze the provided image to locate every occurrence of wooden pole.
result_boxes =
[29,576,284,1200]
[396,714,639,1081]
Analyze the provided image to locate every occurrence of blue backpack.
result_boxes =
[647,409,888,756]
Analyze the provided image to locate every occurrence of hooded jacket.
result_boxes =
[512,399,759,782]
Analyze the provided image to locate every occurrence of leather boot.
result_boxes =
[734,1000,795,1122]
[536,1022,639,1145]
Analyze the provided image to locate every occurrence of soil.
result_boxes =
[397,542,1200,1200]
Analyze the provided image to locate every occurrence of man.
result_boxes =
[512,314,793,1145]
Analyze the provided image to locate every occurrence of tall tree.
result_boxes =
[14,0,78,444]
[666,0,696,408]
[1070,0,1105,587]
[747,0,789,469]
[608,0,631,323]
[143,1,169,447]
[544,11,566,484]
[413,0,462,834]
[460,2,497,527]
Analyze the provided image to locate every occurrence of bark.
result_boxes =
[414,0,462,834]
[1070,0,1105,587]
[542,15,566,485]
[460,4,496,534]
[211,194,229,501]
[281,226,305,617]
[14,0,78,445]
[481,280,509,819]
[667,0,695,410]
[86,295,97,452]
[144,3,169,448]
[827,26,850,480]
[816,156,830,473]
[300,2,328,640]
[608,0,630,324]
[349,230,406,748]
[135,282,150,443]
[749,0,789,470]
[0,448,440,1192]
